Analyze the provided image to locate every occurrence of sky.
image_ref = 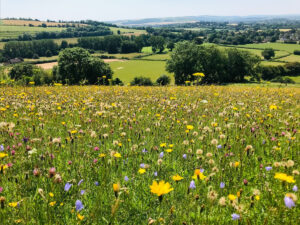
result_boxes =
[1,0,300,22]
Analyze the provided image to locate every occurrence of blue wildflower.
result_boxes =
[64,183,72,192]
[231,213,240,220]
[75,200,84,211]
[189,181,196,189]
[220,182,225,189]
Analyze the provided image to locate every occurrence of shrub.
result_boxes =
[130,76,153,86]
[112,78,124,86]
[262,48,275,60]
[271,76,295,84]
[156,75,171,86]
[293,50,300,55]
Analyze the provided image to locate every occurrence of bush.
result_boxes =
[271,76,295,84]
[112,78,123,86]
[8,63,50,85]
[262,48,275,60]
[156,75,171,86]
[293,50,300,55]
[32,53,39,59]
[130,76,153,86]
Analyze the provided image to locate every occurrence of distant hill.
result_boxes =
[110,15,300,26]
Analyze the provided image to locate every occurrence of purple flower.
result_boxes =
[200,169,204,173]
[140,163,145,168]
[265,166,272,171]
[217,145,222,149]
[78,179,84,186]
[64,183,72,192]
[23,137,29,143]
[183,154,187,159]
[0,187,3,193]
[80,190,85,195]
[124,176,129,181]
[159,152,164,158]
[95,181,99,186]
[0,145,4,151]
[189,180,196,189]
[262,140,266,144]
[231,213,240,220]
[284,196,295,208]
[75,200,84,211]
[292,185,298,192]
[154,171,158,177]
[220,182,225,189]
[142,148,148,153]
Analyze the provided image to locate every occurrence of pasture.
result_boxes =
[109,60,173,83]
[0,86,298,224]
[0,25,65,40]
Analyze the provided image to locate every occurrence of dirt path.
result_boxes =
[37,59,126,70]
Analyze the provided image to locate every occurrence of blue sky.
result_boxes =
[2,0,300,21]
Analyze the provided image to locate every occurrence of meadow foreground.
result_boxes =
[0,86,299,224]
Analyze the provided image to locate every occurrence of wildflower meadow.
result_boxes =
[0,86,299,224]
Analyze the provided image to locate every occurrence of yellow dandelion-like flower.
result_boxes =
[172,175,184,182]
[150,180,174,196]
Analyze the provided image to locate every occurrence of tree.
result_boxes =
[166,41,202,85]
[167,42,175,51]
[60,40,69,49]
[121,41,139,53]
[104,35,122,53]
[262,48,275,60]
[149,36,165,53]
[58,47,113,85]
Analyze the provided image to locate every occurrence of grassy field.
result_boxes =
[109,27,147,36]
[0,86,298,224]
[0,19,83,27]
[109,60,173,83]
[0,25,65,40]
[236,43,300,53]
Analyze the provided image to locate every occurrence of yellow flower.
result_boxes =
[113,183,120,192]
[114,152,121,158]
[77,214,84,221]
[99,153,106,158]
[160,143,167,148]
[172,175,183,182]
[255,195,260,201]
[9,202,18,208]
[168,144,174,148]
[138,168,146,174]
[274,173,295,183]
[186,125,194,130]
[193,72,205,77]
[269,105,278,110]
[49,192,54,197]
[71,130,77,134]
[166,149,173,153]
[54,83,62,86]
[0,153,8,158]
[234,162,240,167]
[49,201,56,206]
[150,180,174,196]
[192,169,207,180]
[228,194,237,201]
[29,81,35,85]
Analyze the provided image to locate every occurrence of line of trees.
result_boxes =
[166,41,261,84]
[3,40,59,59]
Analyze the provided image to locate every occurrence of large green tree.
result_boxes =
[58,47,113,84]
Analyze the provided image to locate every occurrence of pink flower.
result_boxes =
[94,147,99,151]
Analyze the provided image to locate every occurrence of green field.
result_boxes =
[236,43,300,53]
[0,25,65,40]
[109,60,173,84]
[109,27,147,35]
[141,53,170,60]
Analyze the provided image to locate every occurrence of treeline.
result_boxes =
[78,35,146,53]
[261,62,300,80]
[2,40,59,59]
[17,26,113,41]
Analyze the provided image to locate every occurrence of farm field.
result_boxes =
[236,43,300,53]
[109,27,147,36]
[0,25,65,40]
[109,60,173,83]
[0,19,82,27]
[0,86,298,224]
